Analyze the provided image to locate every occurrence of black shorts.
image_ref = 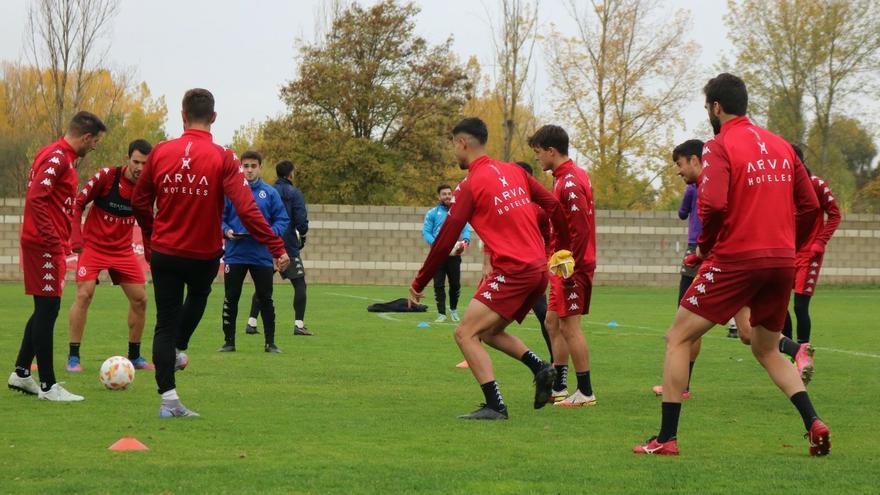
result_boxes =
[281,256,305,280]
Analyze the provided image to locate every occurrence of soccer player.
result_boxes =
[245,160,312,336]
[219,151,289,353]
[408,117,573,420]
[423,184,472,323]
[132,88,289,418]
[8,111,106,401]
[529,125,597,407]
[634,73,830,456]
[67,139,154,372]
[783,144,840,346]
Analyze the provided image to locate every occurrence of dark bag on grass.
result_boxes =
[367,298,428,313]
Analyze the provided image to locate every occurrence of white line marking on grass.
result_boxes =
[328,291,880,360]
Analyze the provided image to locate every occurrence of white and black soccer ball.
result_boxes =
[99,356,135,390]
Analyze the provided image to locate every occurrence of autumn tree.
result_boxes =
[545,0,700,209]
[486,0,539,162]
[260,0,469,205]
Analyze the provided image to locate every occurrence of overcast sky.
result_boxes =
[1,0,730,146]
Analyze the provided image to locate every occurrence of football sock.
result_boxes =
[789,391,819,430]
[128,342,140,360]
[553,364,568,390]
[793,294,812,343]
[15,366,30,378]
[783,311,794,340]
[69,342,81,358]
[686,361,695,391]
[480,380,506,412]
[247,317,258,327]
[519,350,544,375]
[161,389,180,401]
[295,320,305,329]
[576,370,593,396]
[658,402,682,442]
[778,336,801,359]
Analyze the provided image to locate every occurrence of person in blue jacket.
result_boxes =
[219,151,289,353]
[423,184,471,323]
[245,160,313,336]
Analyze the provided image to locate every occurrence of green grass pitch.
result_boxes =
[0,282,877,494]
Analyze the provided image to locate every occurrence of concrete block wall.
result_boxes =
[0,199,878,287]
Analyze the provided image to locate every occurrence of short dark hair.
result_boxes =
[128,139,152,157]
[437,184,452,194]
[672,139,705,162]
[791,143,805,163]
[704,73,748,116]
[182,88,215,123]
[527,125,569,155]
[451,117,488,145]
[514,161,534,176]
[241,150,262,165]
[67,111,107,137]
[275,160,294,178]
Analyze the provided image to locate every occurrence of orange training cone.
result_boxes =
[455,360,469,369]
[109,437,149,451]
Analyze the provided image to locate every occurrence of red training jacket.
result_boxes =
[412,155,571,292]
[131,129,285,261]
[70,166,137,254]
[20,137,79,255]
[552,159,597,272]
[801,174,841,256]
[698,116,820,269]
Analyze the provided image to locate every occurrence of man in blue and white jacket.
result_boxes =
[220,151,289,353]
[423,184,472,323]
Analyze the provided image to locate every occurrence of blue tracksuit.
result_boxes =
[274,177,309,258]
[222,179,289,267]
[423,203,471,246]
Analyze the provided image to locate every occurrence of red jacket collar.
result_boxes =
[55,137,79,163]
[182,128,213,139]
[468,155,491,172]
[552,159,575,178]
[719,116,751,136]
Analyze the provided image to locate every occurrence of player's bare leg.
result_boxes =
[545,310,571,400]
[653,337,700,399]
[737,307,813,384]
[66,280,97,371]
[120,283,152,369]
[555,314,596,406]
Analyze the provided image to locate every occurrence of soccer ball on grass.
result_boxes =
[99,356,135,390]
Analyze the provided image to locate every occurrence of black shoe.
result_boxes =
[293,326,313,336]
[244,324,260,335]
[457,404,508,420]
[265,343,281,353]
[217,344,236,352]
[727,329,738,339]
[533,363,557,409]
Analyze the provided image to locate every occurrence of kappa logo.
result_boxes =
[82,187,90,196]
[42,284,53,292]
[242,178,248,186]
[499,176,509,188]
[809,270,817,276]
[40,178,52,187]
[567,293,578,300]
[828,195,834,202]
[495,275,506,283]
[49,156,60,165]
[710,267,722,272]
[43,273,55,281]
[568,192,578,200]
[823,187,830,194]
[564,173,574,179]
[481,291,493,300]
[704,272,715,282]
[102,167,110,173]
[702,145,711,155]
[806,287,813,293]
[569,303,579,311]
[571,204,580,212]
[87,180,94,187]
[811,262,819,267]
[45,167,56,176]
[42,253,52,258]
[807,278,815,284]
[77,266,87,277]
[695,283,706,294]
[817,179,825,186]
[53,149,63,155]
[687,295,699,307]
[258,190,267,199]
[488,282,500,291]
[564,181,576,189]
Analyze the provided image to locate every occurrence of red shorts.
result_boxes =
[22,248,67,297]
[794,253,823,296]
[548,270,594,317]
[76,247,146,285]
[474,268,548,323]
[680,263,795,331]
